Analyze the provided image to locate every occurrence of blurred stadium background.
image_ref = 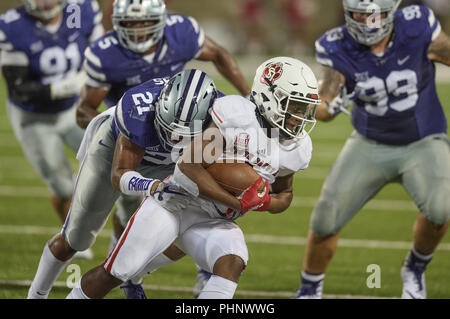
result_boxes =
[0,0,449,299]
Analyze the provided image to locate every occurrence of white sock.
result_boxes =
[302,270,325,282]
[107,232,118,256]
[27,243,72,299]
[411,246,433,261]
[66,278,90,299]
[197,275,237,299]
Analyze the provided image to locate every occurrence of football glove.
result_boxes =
[50,70,87,100]
[238,177,271,216]
[326,84,360,116]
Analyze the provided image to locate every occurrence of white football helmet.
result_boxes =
[112,0,167,53]
[251,57,320,139]
[23,0,66,20]
[343,0,402,46]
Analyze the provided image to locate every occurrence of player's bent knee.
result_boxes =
[64,228,95,252]
[310,197,343,236]
[48,233,76,261]
[213,254,245,282]
[423,183,450,225]
[206,226,249,273]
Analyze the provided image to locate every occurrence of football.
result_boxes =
[206,161,264,196]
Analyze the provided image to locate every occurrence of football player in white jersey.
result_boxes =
[65,57,321,299]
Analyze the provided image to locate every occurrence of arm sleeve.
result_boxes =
[83,46,110,88]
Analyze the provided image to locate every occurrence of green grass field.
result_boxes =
[0,77,449,299]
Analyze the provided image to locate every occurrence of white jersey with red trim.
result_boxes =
[211,95,312,183]
[159,95,313,220]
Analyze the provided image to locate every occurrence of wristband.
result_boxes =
[119,171,158,197]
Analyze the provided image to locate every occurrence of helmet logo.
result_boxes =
[261,63,283,86]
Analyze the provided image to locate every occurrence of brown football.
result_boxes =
[206,161,264,196]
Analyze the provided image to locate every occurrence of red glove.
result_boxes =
[238,177,271,215]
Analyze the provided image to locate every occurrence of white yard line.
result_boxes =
[0,224,449,251]
[0,185,418,211]
[0,279,396,299]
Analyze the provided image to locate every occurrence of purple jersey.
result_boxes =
[0,0,102,113]
[316,5,445,145]
[84,14,205,108]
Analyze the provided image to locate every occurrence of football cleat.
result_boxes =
[193,269,212,298]
[120,280,147,299]
[401,251,429,299]
[293,278,324,299]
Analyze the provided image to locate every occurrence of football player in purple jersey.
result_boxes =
[74,0,251,298]
[294,0,450,299]
[0,0,103,255]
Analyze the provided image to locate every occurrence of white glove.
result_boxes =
[50,70,87,100]
[326,85,360,116]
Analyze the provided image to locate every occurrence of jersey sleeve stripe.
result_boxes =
[94,11,103,24]
[83,60,107,82]
[428,8,436,27]
[0,42,13,51]
[431,22,441,41]
[0,29,6,42]
[86,76,111,90]
[0,50,29,66]
[315,53,334,67]
[157,41,168,62]
[187,16,200,34]
[211,107,223,124]
[114,98,131,137]
[315,40,327,55]
[84,47,102,68]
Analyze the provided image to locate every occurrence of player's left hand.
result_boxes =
[326,85,360,116]
[50,70,87,100]
[238,177,271,216]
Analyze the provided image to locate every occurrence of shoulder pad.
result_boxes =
[279,134,312,175]
[211,95,256,130]
[0,9,25,51]
[83,32,121,83]
[315,26,346,67]
[165,14,205,58]
[396,5,439,41]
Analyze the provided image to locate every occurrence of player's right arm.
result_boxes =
[76,44,112,128]
[76,85,108,128]
[176,121,242,211]
[315,66,346,122]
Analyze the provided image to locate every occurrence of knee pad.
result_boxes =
[205,225,248,272]
[310,197,343,237]
[422,181,450,225]
[64,226,95,252]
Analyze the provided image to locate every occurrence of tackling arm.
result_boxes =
[111,133,160,196]
[177,122,242,211]
[196,36,251,96]
[75,85,109,128]
[428,30,450,66]
[315,66,346,122]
